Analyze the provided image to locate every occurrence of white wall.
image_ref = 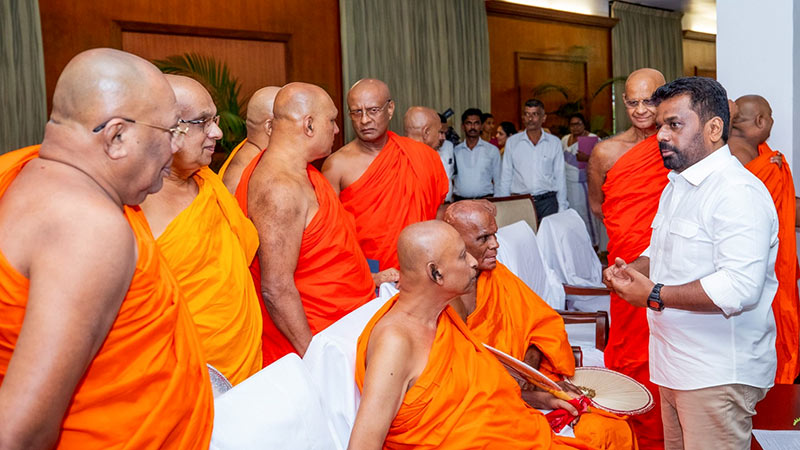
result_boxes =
[717,0,799,192]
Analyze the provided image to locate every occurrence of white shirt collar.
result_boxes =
[671,145,731,187]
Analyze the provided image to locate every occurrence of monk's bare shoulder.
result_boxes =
[591,129,639,173]
[221,146,261,193]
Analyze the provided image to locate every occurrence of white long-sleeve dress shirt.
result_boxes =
[498,130,568,210]
[453,138,501,198]
[641,146,778,391]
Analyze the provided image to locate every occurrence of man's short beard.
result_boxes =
[659,132,704,171]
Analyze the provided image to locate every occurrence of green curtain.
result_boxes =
[611,1,683,132]
[1,0,47,154]
[339,0,490,142]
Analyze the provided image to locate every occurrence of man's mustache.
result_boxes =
[659,142,680,153]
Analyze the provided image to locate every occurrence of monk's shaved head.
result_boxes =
[274,82,334,122]
[443,201,500,271]
[51,48,174,128]
[733,95,774,146]
[347,78,394,143]
[348,78,391,103]
[398,220,477,294]
[270,82,339,160]
[398,221,458,272]
[404,106,441,148]
[625,68,666,93]
[246,86,281,132]
[165,75,214,116]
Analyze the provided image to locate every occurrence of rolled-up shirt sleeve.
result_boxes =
[699,185,777,316]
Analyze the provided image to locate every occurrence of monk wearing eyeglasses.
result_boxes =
[0,49,212,449]
[141,75,263,385]
[587,67,667,450]
[323,78,449,273]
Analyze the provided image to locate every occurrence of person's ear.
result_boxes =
[427,262,443,285]
[303,116,314,136]
[707,116,724,143]
[754,113,766,130]
[387,100,395,121]
[265,118,274,137]
[101,119,129,160]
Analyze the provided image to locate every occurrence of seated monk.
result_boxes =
[0,49,212,448]
[730,94,800,384]
[141,75,263,385]
[219,86,281,194]
[444,200,638,449]
[235,82,397,366]
[323,78,448,270]
[350,220,593,449]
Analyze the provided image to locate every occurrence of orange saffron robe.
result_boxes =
[0,146,214,449]
[746,142,800,383]
[339,131,448,270]
[356,295,594,450]
[236,150,375,366]
[467,263,637,450]
[601,135,668,450]
[155,166,263,385]
[217,138,247,178]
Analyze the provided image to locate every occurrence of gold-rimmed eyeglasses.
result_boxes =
[179,114,221,133]
[92,117,188,147]
[349,99,392,119]
[623,96,656,109]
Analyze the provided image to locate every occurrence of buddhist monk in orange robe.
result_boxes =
[235,82,395,367]
[350,221,593,450]
[0,49,212,449]
[323,78,448,271]
[141,75,263,385]
[730,95,800,384]
[219,86,281,194]
[588,68,668,450]
[444,200,638,450]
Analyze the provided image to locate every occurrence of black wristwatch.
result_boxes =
[647,283,665,311]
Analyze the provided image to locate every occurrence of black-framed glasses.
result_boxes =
[179,115,220,133]
[92,117,188,147]
[349,99,392,119]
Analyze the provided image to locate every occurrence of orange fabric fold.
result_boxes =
[236,151,375,366]
[0,146,213,449]
[601,135,668,450]
[217,138,247,178]
[746,142,800,383]
[156,166,263,385]
[355,295,594,450]
[467,263,637,450]
[339,131,448,270]
[468,262,575,381]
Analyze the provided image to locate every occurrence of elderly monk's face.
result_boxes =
[656,94,707,173]
[623,80,658,130]
[460,211,499,271]
[348,88,394,143]
[439,228,480,294]
[173,92,222,173]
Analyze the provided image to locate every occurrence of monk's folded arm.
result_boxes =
[251,181,313,356]
[523,344,543,369]
[349,329,413,450]
[0,210,136,450]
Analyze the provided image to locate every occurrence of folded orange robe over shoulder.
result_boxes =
[339,131,448,270]
[237,151,375,366]
[746,143,800,384]
[601,134,668,450]
[356,295,595,450]
[217,138,247,179]
[467,262,637,450]
[0,146,214,449]
[156,166,263,385]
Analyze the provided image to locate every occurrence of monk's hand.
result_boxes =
[520,389,577,416]
[770,153,784,167]
[557,380,583,397]
[372,268,400,288]
[606,257,654,308]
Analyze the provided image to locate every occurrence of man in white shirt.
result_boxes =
[452,108,501,200]
[605,77,778,450]
[497,99,567,222]
[437,114,455,202]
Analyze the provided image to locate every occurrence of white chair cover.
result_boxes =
[302,283,397,448]
[537,209,609,313]
[496,221,565,310]
[210,353,340,450]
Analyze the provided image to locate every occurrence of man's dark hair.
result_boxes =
[651,76,729,142]
[480,112,494,123]
[461,108,483,124]
[499,121,517,137]
[524,99,545,110]
[568,113,588,127]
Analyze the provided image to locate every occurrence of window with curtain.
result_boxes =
[1,0,47,154]
[611,1,683,132]
[339,0,490,143]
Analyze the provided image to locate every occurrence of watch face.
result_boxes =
[647,298,664,311]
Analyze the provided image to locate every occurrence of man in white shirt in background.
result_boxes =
[605,76,778,450]
[497,99,567,222]
[437,113,455,203]
[452,108,501,200]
